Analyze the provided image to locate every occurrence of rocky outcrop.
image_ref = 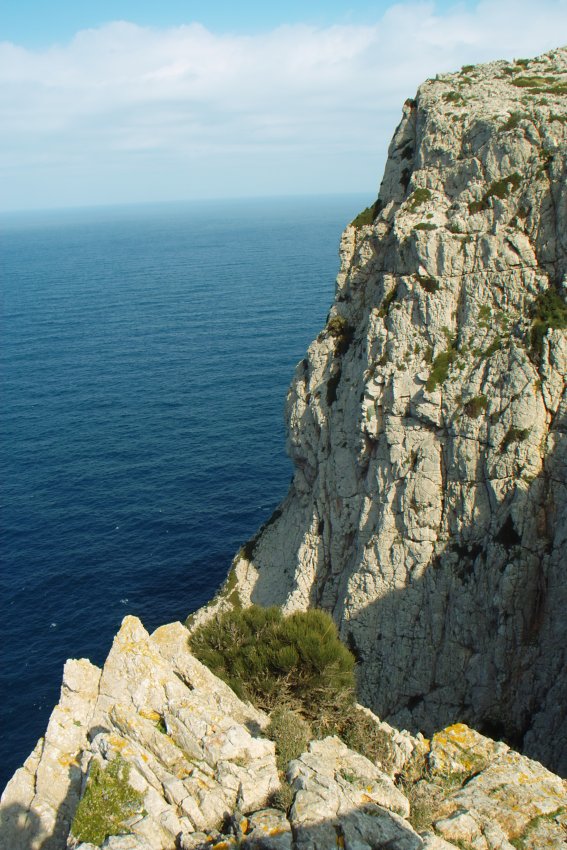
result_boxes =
[205,47,567,775]
[1,616,565,849]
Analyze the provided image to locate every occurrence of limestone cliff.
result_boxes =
[203,48,567,775]
[2,46,567,850]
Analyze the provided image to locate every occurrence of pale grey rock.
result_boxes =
[1,658,101,850]
[100,838,154,850]
[287,737,420,850]
[420,837,460,850]
[241,809,293,849]
[216,47,567,776]
[291,803,422,850]
[151,621,267,731]
[353,704,428,777]
[1,616,279,850]
[288,736,410,818]
[425,723,567,849]
[179,834,216,850]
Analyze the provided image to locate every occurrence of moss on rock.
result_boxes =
[70,755,144,846]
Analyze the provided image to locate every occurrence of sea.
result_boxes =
[0,194,367,792]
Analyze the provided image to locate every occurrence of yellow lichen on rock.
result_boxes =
[429,723,505,779]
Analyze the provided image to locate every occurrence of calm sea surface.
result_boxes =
[0,194,366,790]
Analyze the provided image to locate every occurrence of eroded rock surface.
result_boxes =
[205,47,567,775]
[1,618,565,849]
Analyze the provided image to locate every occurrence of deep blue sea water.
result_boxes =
[0,194,367,791]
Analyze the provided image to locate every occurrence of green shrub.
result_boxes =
[351,199,383,229]
[326,315,355,356]
[408,188,432,210]
[71,757,144,845]
[378,285,398,318]
[190,606,400,774]
[443,91,466,105]
[326,315,349,337]
[269,781,295,814]
[327,706,394,770]
[426,344,457,392]
[530,287,567,355]
[468,173,522,213]
[501,111,526,131]
[483,337,502,358]
[501,427,530,452]
[464,395,488,418]
[265,707,311,813]
[403,781,442,833]
[189,606,355,716]
[511,76,567,95]
[414,222,437,231]
[509,807,567,850]
[511,74,555,88]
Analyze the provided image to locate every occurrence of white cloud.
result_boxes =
[1,1,566,209]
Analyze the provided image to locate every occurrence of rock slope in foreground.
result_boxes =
[1,615,566,849]
[204,48,567,774]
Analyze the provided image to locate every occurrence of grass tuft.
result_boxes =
[71,756,144,845]
[407,188,432,211]
[500,111,526,131]
[464,395,488,418]
[501,427,530,452]
[426,342,457,392]
[326,315,355,354]
[468,173,522,214]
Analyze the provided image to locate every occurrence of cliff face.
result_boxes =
[217,48,567,774]
[2,47,567,850]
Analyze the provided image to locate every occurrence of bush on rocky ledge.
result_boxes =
[190,605,398,776]
[189,605,355,717]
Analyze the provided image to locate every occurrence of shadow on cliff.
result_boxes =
[0,803,45,849]
[348,402,565,775]
[0,762,81,849]
[247,379,566,775]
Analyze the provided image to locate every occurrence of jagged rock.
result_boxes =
[210,46,567,776]
[2,614,566,849]
[425,723,567,850]
[288,736,410,819]
[354,704,429,778]
[287,737,421,850]
[1,616,279,850]
[433,746,567,848]
[0,658,101,849]
[240,809,293,849]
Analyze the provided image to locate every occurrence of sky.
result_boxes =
[1,1,566,211]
